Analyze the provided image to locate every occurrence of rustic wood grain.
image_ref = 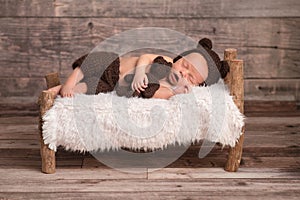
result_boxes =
[0,124,38,139]
[0,191,299,200]
[0,78,46,97]
[1,173,299,193]
[0,116,38,124]
[244,79,300,101]
[0,168,299,181]
[0,139,40,149]
[0,157,83,169]
[223,51,244,172]
[0,0,54,17]
[147,167,300,179]
[1,16,299,104]
[1,145,299,160]
[1,18,300,77]
[172,156,300,168]
[57,17,300,79]
[245,101,297,113]
[81,155,300,169]
[0,17,61,77]
[0,97,39,117]
[27,18,61,76]
[0,0,300,107]
[38,90,57,174]
[45,72,60,89]
[0,148,78,158]
[0,112,299,199]
[0,18,29,75]
[1,0,299,18]
[53,0,300,18]
[223,48,237,92]
[245,116,300,125]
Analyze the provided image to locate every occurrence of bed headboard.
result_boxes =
[223,48,244,114]
[223,48,245,172]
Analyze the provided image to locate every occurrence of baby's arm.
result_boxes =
[131,54,152,92]
[152,85,191,99]
[152,86,174,99]
[132,54,172,92]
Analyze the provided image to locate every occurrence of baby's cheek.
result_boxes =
[172,62,181,70]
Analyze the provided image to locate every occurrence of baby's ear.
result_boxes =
[197,38,212,50]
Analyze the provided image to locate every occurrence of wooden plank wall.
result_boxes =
[0,0,300,111]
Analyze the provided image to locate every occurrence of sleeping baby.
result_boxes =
[49,38,229,99]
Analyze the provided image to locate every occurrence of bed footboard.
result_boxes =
[38,72,60,174]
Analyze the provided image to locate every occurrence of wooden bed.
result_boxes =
[38,48,244,174]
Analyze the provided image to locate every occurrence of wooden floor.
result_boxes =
[0,108,300,199]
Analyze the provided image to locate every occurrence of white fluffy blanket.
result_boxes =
[42,81,245,152]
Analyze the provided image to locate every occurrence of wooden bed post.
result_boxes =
[223,49,245,172]
[38,72,60,174]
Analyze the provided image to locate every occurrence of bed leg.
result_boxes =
[37,72,60,173]
[225,128,245,172]
[38,91,56,174]
[223,50,245,172]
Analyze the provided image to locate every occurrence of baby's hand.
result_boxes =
[172,85,191,95]
[171,77,192,95]
[131,71,148,93]
[60,84,74,98]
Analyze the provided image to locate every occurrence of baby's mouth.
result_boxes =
[168,71,180,86]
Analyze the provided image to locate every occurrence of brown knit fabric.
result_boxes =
[115,56,172,98]
[173,38,229,86]
[95,57,120,94]
[72,51,120,94]
[197,38,229,80]
[72,53,172,98]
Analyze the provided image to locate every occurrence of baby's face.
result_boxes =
[169,53,208,87]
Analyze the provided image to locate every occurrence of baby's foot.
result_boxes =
[48,85,62,96]
[60,84,74,98]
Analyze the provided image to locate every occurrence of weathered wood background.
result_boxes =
[0,0,299,112]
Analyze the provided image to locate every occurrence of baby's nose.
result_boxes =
[180,70,188,78]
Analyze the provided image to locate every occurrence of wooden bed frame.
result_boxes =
[38,48,244,174]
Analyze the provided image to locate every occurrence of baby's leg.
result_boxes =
[73,82,87,93]
[60,67,86,97]
[46,68,86,98]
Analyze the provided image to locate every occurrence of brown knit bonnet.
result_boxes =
[173,38,229,86]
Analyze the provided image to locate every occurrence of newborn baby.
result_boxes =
[49,38,229,100]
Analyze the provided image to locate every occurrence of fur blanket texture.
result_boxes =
[42,80,245,152]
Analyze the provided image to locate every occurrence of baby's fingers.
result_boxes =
[144,76,149,86]
[136,82,145,92]
[131,82,137,91]
[132,82,140,93]
[138,84,145,92]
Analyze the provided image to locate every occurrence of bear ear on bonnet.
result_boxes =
[197,38,213,50]
[197,37,230,79]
